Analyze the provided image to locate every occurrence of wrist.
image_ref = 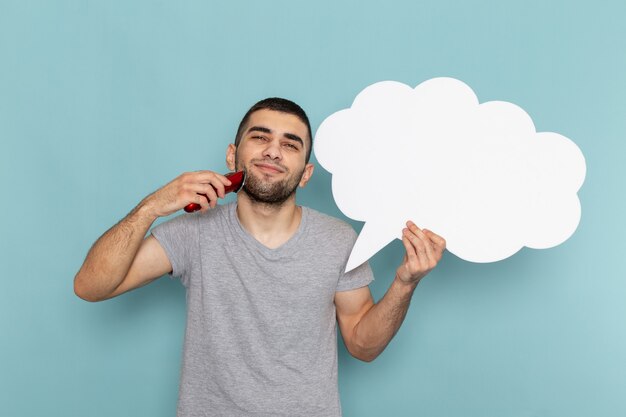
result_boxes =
[133,199,160,224]
[394,274,419,293]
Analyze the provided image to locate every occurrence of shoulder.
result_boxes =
[153,202,230,233]
[197,201,231,223]
[303,206,357,242]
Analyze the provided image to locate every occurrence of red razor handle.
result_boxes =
[183,170,245,213]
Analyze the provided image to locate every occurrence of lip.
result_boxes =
[254,163,285,174]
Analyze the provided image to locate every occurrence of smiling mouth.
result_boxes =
[254,163,285,174]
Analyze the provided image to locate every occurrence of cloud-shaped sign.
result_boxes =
[314,78,586,272]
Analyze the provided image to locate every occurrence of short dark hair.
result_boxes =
[234,97,313,163]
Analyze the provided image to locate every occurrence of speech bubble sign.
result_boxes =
[314,78,586,272]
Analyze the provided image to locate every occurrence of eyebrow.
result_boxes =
[247,126,271,135]
[247,126,304,148]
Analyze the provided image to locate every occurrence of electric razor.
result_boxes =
[183,170,246,213]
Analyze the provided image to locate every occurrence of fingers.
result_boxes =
[184,171,235,208]
[396,221,447,284]
[404,221,447,264]
[190,192,211,211]
[191,181,221,203]
[398,225,431,284]
[401,233,418,265]
[423,228,447,258]
[404,222,434,268]
[183,171,232,199]
[158,171,228,213]
[145,170,234,217]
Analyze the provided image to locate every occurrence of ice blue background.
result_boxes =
[1,0,625,416]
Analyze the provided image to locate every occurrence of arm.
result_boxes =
[335,221,446,362]
[73,171,232,302]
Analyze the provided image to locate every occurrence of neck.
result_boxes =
[235,192,302,249]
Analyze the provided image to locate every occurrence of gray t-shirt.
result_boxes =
[151,202,374,417]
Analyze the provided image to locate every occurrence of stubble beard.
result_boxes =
[237,158,305,207]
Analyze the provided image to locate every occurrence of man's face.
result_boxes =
[226,109,314,205]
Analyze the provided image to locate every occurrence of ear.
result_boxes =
[298,163,315,188]
[226,144,236,171]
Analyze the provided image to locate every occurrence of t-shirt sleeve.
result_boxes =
[150,212,199,287]
[335,260,374,292]
[335,227,375,292]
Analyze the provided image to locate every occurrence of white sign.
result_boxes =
[314,78,586,272]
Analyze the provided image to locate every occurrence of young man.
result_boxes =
[74,98,446,417]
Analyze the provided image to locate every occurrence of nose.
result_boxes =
[262,139,282,160]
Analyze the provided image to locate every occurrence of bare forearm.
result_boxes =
[74,200,157,301]
[345,222,445,362]
[352,276,418,361]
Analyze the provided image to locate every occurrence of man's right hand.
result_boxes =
[74,170,232,302]
[142,171,233,218]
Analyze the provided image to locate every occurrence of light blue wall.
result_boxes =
[1,1,625,416]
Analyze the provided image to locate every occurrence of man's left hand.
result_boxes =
[396,221,446,286]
